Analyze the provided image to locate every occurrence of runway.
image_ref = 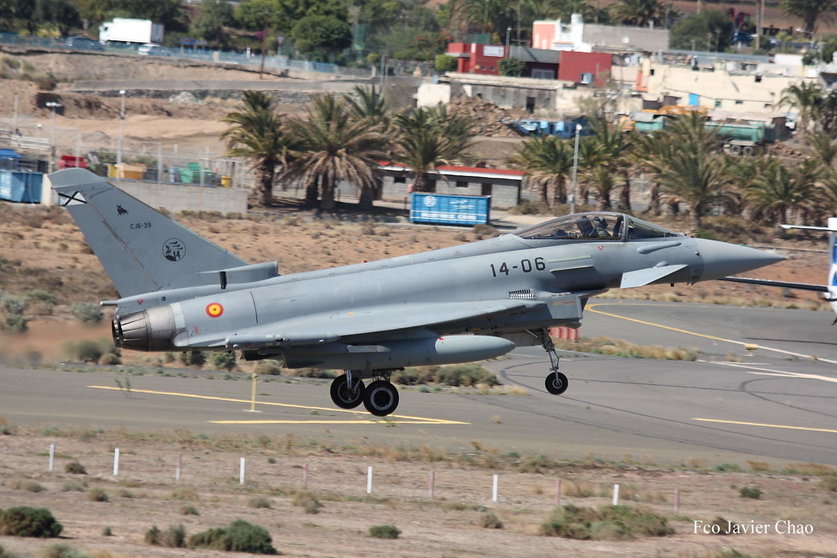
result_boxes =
[1,301,835,466]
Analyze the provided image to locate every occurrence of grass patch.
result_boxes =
[188,520,276,554]
[739,486,762,499]
[540,504,674,540]
[554,336,698,361]
[292,491,323,514]
[179,505,199,516]
[479,511,503,529]
[87,487,109,502]
[248,496,272,509]
[0,507,63,538]
[64,461,86,475]
[11,479,46,493]
[391,364,500,387]
[145,524,186,548]
[369,524,401,539]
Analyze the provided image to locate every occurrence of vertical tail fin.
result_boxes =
[49,168,247,297]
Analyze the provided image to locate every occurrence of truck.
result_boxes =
[99,18,164,46]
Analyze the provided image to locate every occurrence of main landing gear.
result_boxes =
[329,371,399,417]
[538,329,569,395]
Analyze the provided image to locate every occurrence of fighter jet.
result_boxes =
[49,168,783,416]
[721,218,837,323]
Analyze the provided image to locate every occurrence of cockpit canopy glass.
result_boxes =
[515,213,682,241]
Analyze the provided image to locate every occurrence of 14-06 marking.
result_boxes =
[490,257,546,277]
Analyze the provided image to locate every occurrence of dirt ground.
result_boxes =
[0,425,835,558]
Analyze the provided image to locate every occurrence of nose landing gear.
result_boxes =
[538,329,569,395]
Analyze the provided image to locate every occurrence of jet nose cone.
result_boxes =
[696,239,785,281]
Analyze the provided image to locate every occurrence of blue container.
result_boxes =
[410,193,490,226]
[0,171,43,203]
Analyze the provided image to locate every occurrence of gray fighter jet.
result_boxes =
[49,168,783,416]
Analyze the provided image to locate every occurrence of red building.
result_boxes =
[446,44,612,85]
[556,51,612,85]
[446,43,508,75]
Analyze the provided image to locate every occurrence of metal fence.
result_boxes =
[0,116,251,190]
[0,33,373,79]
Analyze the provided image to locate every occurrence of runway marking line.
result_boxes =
[694,417,837,434]
[87,385,468,425]
[587,302,837,366]
[707,361,837,384]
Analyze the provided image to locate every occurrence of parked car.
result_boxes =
[66,36,105,51]
[137,43,170,56]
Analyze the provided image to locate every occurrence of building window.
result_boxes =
[735,100,743,105]
[755,75,762,82]
[526,97,535,113]
[714,99,722,108]
[481,183,492,196]
[531,69,555,79]
[394,176,406,183]
[456,180,469,188]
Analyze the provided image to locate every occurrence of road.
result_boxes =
[1,301,835,466]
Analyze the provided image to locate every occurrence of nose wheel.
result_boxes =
[545,371,569,395]
[538,329,570,396]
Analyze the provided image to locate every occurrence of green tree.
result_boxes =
[466,0,515,37]
[670,10,735,51]
[393,104,475,193]
[235,0,347,33]
[747,158,821,225]
[499,57,525,77]
[509,135,573,207]
[221,91,289,206]
[190,0,234,46]
[635,112,732,230]
[609,0,665,27]
[290,15,352,59]
[781,0,837,36]
[435,54,458,73]
[282,93,387,209]
[778,81,824,135]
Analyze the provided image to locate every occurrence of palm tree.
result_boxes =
[634,112,732,230]
[747,158,821,225]
[393,104,475,193]
[344,84,390,127]
[220,91,288,206]
[808,132,837,169]
[583,120,633,211]
[781,0,837,36]
[610,0,665,27]
[282,94,388,210]
[508,135,574,208]
[778,81,824,135]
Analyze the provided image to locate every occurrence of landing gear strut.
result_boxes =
[330,373,365,409]
[538,329,569,395]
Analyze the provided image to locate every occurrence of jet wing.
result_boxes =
[182,299,543,349]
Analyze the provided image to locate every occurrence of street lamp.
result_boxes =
[569,123,581,214]
[45,101,62,173]
[117,89,126,165]
[505,26,512,56]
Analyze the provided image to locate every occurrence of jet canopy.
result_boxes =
[514,212,684,241]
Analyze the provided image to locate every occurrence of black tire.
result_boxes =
[330,374,365,409]
[363,380,399,417]
[545,371,568,395]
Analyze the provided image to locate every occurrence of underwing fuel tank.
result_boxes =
[113,306,176,351]
[281,335,517,370]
